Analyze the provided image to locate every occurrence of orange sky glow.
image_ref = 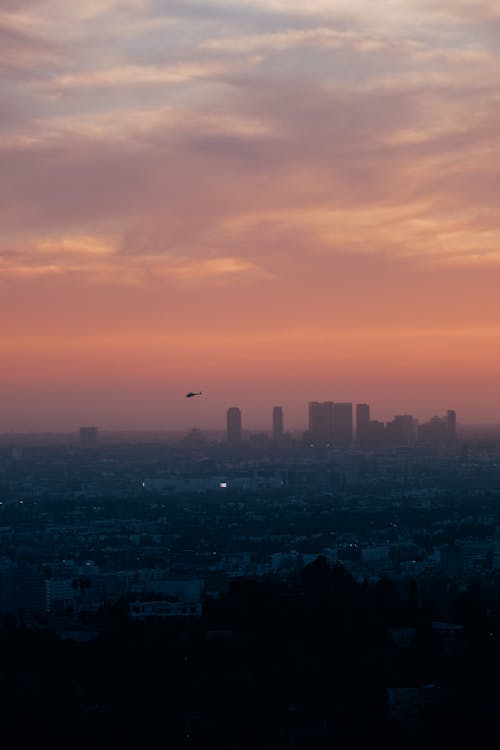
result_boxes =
[1,0,500,431]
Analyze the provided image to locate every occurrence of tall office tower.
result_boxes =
[365,420,386,446]
[356,403,370,443]
[308,401,334,444]
[386,415,415,446]
[79,425,98,450]
[417,416,447,445]
[226,407,242,443]
[333,402,353,446]
[272,406,284,442]
[447,410,457,442]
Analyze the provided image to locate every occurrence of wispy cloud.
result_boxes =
[0,24,63,72]
[0,234,274,286]
[39,60,234,94]
[157,256,274,283]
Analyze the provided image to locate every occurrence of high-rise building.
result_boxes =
[365,420,386,446]
[356,403,370,443]
[272,406,284,442]
[226,407,242,443]
[79,426,98,450]
[308,401,334,444]
[386,415,415,446]
[417,410,457,446]
[447,410,457,442]
[333,402,353,446]
[417,416,447,445]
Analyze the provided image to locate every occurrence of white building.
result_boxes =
[129,601,201,620]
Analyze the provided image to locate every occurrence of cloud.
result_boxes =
[0,234,119,279]
[39,61,232,94]
[156,256,274,283]
[0,0,500,281]
[37,235,115,256]
[0,24,63,73]
[0,232,274,287]
[200,25,427,58]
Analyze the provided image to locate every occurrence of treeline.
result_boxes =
[1,558,500,748]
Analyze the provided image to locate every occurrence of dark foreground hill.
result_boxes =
[1,559,499,748]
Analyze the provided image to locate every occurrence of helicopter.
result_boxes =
[186,391,202,398]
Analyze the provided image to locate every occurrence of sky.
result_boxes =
[1,0,500,432]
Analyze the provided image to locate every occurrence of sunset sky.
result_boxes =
[2,0,500,432]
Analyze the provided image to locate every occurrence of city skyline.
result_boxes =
[2,1,500,430]
[0,399,463,437]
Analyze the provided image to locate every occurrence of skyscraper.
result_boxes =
[272,406,284,442]
[356,403,370,443]
[226,407,242,443]
[385,415,415,446]
[333,402,353,446]
[308,401,334,444]
[447,410,457,442]
[417,416,447,445]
